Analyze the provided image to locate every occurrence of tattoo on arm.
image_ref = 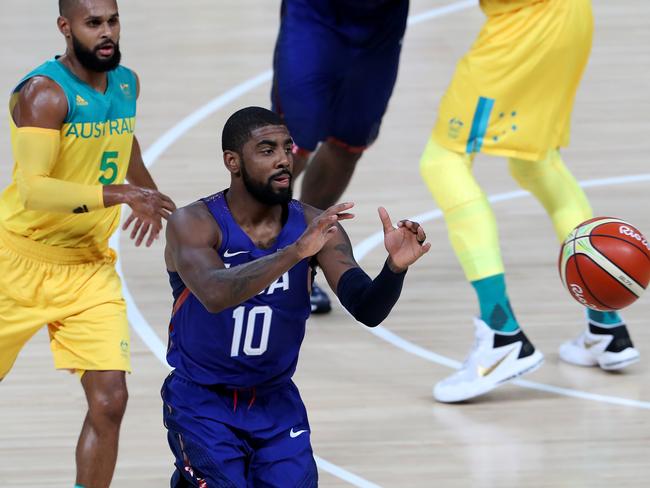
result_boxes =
[334,242,357,267]
[227,257,273,302]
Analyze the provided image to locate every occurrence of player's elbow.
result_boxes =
[198,293,230,314]
[16,176,39,210]
[355,311,387,328]
[200,296,225,314]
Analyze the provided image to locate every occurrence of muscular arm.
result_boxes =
[12,77,147,213]
[124,75,156,191]
[312,205,425,327]
[166,203,305,313]
[125,137,157,189]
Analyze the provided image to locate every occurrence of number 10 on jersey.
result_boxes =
[231,305,272,357]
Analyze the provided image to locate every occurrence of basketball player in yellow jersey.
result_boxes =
[0,0,175,486]
[419,0,640,403]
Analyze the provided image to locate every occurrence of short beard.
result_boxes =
[71,33,121,72]
[240,160,292,206]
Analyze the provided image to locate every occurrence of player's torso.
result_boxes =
[0,58,137,249]
[167,191,312,388]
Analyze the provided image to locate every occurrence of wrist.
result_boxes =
[386,256,407,274]
[103,184,134,207]
[286,242,306,261]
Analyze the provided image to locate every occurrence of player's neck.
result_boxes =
[58,53,108,93]
[226,187,284,227]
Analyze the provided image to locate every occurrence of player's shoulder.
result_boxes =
[15,76,68,127]
[167,200,221,244]
[19,75,66,102]
[169,201,217,228]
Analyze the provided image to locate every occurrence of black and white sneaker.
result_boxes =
[310,283,331,314]
[559,322,639,371]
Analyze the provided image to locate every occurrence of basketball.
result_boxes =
[559,217,650,311]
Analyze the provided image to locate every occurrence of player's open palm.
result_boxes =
[296,202,355,258]
[123,187,176,247]
[379,206,430,271]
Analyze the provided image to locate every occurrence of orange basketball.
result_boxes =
[559,217,650,311]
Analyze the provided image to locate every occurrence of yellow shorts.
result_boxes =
[433,0,593,160]
[0,226,130,378]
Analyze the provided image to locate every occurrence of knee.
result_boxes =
[88,385,128,424]
[324,139,363,167]
[508,150,556,188]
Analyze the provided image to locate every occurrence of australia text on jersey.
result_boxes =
[63,117,135,139]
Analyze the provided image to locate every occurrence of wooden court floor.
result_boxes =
[1,1,649,486]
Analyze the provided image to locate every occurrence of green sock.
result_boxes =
[471,274,520,332]
[587,308,623,327]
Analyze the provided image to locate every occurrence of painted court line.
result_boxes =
[111,1,477,486]
[354,174,650,410]
[109,0,650,485]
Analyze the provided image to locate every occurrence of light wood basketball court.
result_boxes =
[1,1,649,486]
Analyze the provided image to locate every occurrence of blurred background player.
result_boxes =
[0,1,175,486]
[419,0,639,403]
[271,0,409,313]
[162,107,429,486]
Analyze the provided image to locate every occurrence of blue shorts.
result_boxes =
[272,0,409,152]
[161,372,318,488]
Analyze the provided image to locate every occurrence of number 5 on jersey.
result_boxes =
[231,306,272,357]
[99,151,119,185]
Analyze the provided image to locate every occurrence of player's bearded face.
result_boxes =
[71,32,121,72]
[240,157,293,205]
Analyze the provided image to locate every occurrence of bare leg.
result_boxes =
[299,141,363,209]
[76,370,128,488]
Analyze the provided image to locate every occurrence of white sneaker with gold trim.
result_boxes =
[559,322,639,371]
[434,318,544,403]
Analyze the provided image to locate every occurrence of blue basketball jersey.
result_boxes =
[166,191,311,388]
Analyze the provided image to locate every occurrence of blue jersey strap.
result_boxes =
[336,261,407,327]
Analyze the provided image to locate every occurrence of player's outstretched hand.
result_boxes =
[378,206,430,272]
[295,202,355,258]
[123,187,177,247]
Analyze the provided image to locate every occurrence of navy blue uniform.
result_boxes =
[272,0,409,152]
[162,191,316,487]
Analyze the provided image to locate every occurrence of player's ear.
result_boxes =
[223,150,241,176]
[58,16,71,38]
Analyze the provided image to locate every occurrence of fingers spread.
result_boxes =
[377,206,393,233]
[122,213,135,230]
[130,219,143,240]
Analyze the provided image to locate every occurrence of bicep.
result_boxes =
[317,222,360,293]
[166,209,224,298]
[173,241,225,295]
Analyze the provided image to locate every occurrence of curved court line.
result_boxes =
[354,173,650,410]
[108,0,650,484]
[108,2,476,487]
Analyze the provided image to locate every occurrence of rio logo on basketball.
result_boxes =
[559,217,650,311]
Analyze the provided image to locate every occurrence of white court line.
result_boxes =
[355,174,650,410]
[109,1,650,485]
[109,2,475,487]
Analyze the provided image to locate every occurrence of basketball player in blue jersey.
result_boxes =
[163,106,429,487]
[272,0,410,314]
[0,1,175,487]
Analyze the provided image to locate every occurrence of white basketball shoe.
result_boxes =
[559,322,639,370]
[434,318,544,403]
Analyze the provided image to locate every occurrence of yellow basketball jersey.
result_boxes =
[0,59,137,249]
[480,0,541,16]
